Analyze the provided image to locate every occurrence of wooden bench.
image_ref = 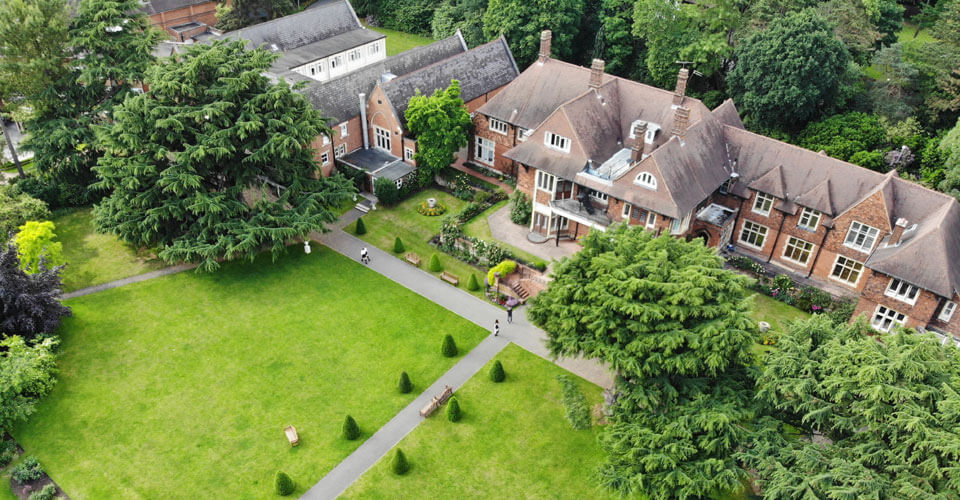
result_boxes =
[284,426,300,446]
[419,385,455,418]
[405,253,421,267]
[440,271,459,286]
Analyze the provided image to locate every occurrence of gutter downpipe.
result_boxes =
[359,93,369,150]
[807,226,832,278]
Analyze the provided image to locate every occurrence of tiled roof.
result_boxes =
[274,29,383,69]
[215,0,361,52]
[141,0,212,15]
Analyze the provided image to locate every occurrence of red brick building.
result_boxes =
[142,0,219,40]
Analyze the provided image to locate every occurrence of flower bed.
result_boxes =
[417,201,447,216]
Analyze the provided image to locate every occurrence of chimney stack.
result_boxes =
[538,30,552,61]
[890,218,909,245]
[630,121,647,162]
[673,68,689,106]
[671,106,690,141]
[589,59,605,90]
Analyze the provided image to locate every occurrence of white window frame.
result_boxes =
[830,255,864,285]
[739,220,768,250]
[489,118,508,135]
[320,151,330,166]
[587,189,608,202]
[348,49,361,62]
[940,301,957,322]
[782,236,814,265]
[872,305,906,332]
[374,126,391,152]
[536,170,555,192]
[634,172,657,190]
[885,278,920,305]
[622,203,632,219]
[330,55,342,69]
[544,132,571,153]
[798,207,821,231]
[368,42,380,56]
[322,134,330,146]
[517,128,531,142]
[335,144,346,156]
[475,136,495,165]
[752,192,775,216]
[404,147,414,162]
[645,212,656,230]
[339,122,349,137]
[844,221,880,253]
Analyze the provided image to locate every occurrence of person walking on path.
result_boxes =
[360,247,370,264]
[494,319,500,337]
[506,305,513,323]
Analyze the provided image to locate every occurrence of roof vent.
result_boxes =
[269,43,280,52]
[381,72,397,83]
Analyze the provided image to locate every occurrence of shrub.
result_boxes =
[393,237,405,253]
[342,415,360,440]
[556,375,591,430]
[473,190,491,204]
[489,359,505,382]
[446,396,462,422]
[441,334,458,357]
[416,201,447,216]
[398,371,412,393]
[392,448,410,475]
[466,273,480,291]
[28,484,57,500]
[491,187,509,202]
[354,217,366,235]
[11,456,44,482]
[509,190,531,224]
[428,253,443,272]
[0,440,16,468]
[374,176,401,206]
[827,297,857,326]
[275,471,295,496]
[532,260,548,272]
[487,260,518,286]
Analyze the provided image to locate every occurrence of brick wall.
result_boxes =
[149,1,218,33]
[472,113,518,177]
[366,86,403,158]
[852,269,942,330]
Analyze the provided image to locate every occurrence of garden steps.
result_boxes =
[512,282,530,300]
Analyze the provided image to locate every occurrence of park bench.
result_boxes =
[284,426,300,446]
[405,253,421,267]
[440,271,459,286]
[419,385,454,418]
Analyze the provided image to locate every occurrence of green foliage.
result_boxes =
[342,415,360,440]
[0,336,59,432]
[446,396,462,422]
[826,297,856,325]
[486,260,517,287]
[27,484,58,500]
[441,334,458,357]
[728,10,851,131]
[398,371,412,393]
[428,253,443,272]
[0,185,50,239]
[391,448,410,475]
[482,0,584,67]
[431,0,487,47]
[466,273,480,291]
[797,112,887,162]
[375,0,437,36]
[937,117,960,199]
[374,177,401,206]
[274,470,295,496]
[216,0,296,31]
[489,359,505,382]
[869,44,921,121]
[14,221,64,274]
[405,80,472,180]
[92,41,356,272]
[0,243,71,340]
[556,375,590,430]
[508,190,531,225]
[11,456,44,482]
[0,0,70,109]
[598,0,647,81]
[393,237,405,253]
[849,149,885,170]
[354,217,367,235]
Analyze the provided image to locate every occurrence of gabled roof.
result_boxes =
[749,164,787,199]
[381,37,519,128]
[794,179,835,216]
[216,0,362,52]
[141,0,211,15]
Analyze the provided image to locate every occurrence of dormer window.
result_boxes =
[798,207,821,231]
[545,132,570,153]
[634,171,657,190]
[489,118,508,135]
[752,192,775,216]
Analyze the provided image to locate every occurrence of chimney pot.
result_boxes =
[672,68,689,106]
[539,30,552,61]
[630,121,647,162]
[890,218,909,245]
[589,59,605,90]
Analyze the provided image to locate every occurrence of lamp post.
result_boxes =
[494,271,501,300]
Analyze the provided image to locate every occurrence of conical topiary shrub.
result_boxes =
[441,334,458,357]
[354,217,366,235]
[342,415,360,440]
[398,371,412,393]
[392,448,410,475]
[466,273,480,291]
[428,253,442,272]
[489,360,505,382]
[446,396,462,422]
[393,237,405,253]
[275,471,295,496]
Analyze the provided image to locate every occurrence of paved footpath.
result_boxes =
[61,263,198,300]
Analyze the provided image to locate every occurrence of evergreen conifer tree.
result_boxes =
[393,237,405,253]
[466,273,480,291]
[391,448,410,475]
[398,371,412,393]
[446,396,462,422]
[428,254,442,272]
[489,360,505,382]
[354,217,366,235]
[341,415,360,440]
[274,471,294,496]
[441,334,458,357]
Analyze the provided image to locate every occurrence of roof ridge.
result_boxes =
[381,36,504,88]
[222,0,357,37]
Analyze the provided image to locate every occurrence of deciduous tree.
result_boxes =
[0,185,50,239]
[14,221,63,274]
[0,335,58,432]
[482,0,584,67]
[405,80,472,183]
[0,243,70,340]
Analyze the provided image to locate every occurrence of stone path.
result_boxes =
[60,263,197,300]
[486,205,580,262]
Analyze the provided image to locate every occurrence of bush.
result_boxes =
[827,297,857,326]
[473,190,491,204]
[556,375,591,430]
[0,184,51,238]
[487,260,518,287]
[446,396,462,422]
[374,176,401,206]
[354,217,366,235]
[391,448,410,475]
[342,415,360,440]
[509,190,532,225]
[466,273,480,291]
[275,470,295,496]
[398,371,412,393]
[491,187,509,202]
[28,484,57,500]
[441,334,458,357]
[428,253,443,272]
[489,359,505,382]
[11,456,44,483]
[532,260,548,272]
[393,237,405,253]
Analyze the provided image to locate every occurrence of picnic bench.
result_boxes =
[440,271,459,286]
[284,425,300,446]
[419,385,454,418]
[405,253,421,267]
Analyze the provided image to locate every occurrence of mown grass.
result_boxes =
[364,24,435,56]
[462,200,548,266]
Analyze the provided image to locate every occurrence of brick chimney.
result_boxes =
[630,121,647,162]
[589,59,605,90]
[890,218,909,245]
[671,106,690,141]
[538,30,552,61]
[672,68,689,106]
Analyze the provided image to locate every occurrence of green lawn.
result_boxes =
[462,200,548,266]
[364,24,435,56]
[353,189,488,299]
[12,248,487,499]
[748,292,811,334]
[864,22,936,79]
[52,208,166,292]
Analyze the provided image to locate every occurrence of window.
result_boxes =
[322,135,330,146]
[739,220,768,249]
[844,221,880,252]
[533,212,549,231]
[886,278,920,304]
[645,212,656,230]
[339,123,348,137]
[320,151,330,165]
[475,136,494,165]
[396,178,403,189]
[369,43,380,56]
[798,207,821,231]
[752,192,775,216]
[550,215,569,230]
[719,177,734,195]
[940,301,957,322]
[517,128,531,142]
[587,189,608,202]
[782,236,814,265]
[349,49,361,62]
[489,118,508,135]
[374,126,391,151]
[335,144,345,156]
[634,172,657,190]
[310,67,316,76]
[544,132,571,153]
[831,256,864,285]
[872,305,906,332]
[670,217,682,234]
[404,147,414,161]
[622,203,632,218]
[536,170,555,191]
[330,55,342,69]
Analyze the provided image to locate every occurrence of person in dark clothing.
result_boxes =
[494,319,500,337]
[506,305,513,323]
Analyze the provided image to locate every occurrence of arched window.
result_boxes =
[634,171,657,190]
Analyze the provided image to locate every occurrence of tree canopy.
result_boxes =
[14,221,64,274]
[0,185,50,239]
[0,243,70,340]
[405,79,472,183]
[92,40,355,271]
[0,335,58,432]
[216,0,296,31]
[482,0,584,67]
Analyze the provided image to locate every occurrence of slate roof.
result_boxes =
[215,0,362,52]
[141,0,212,15]
[274,29,384,69]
